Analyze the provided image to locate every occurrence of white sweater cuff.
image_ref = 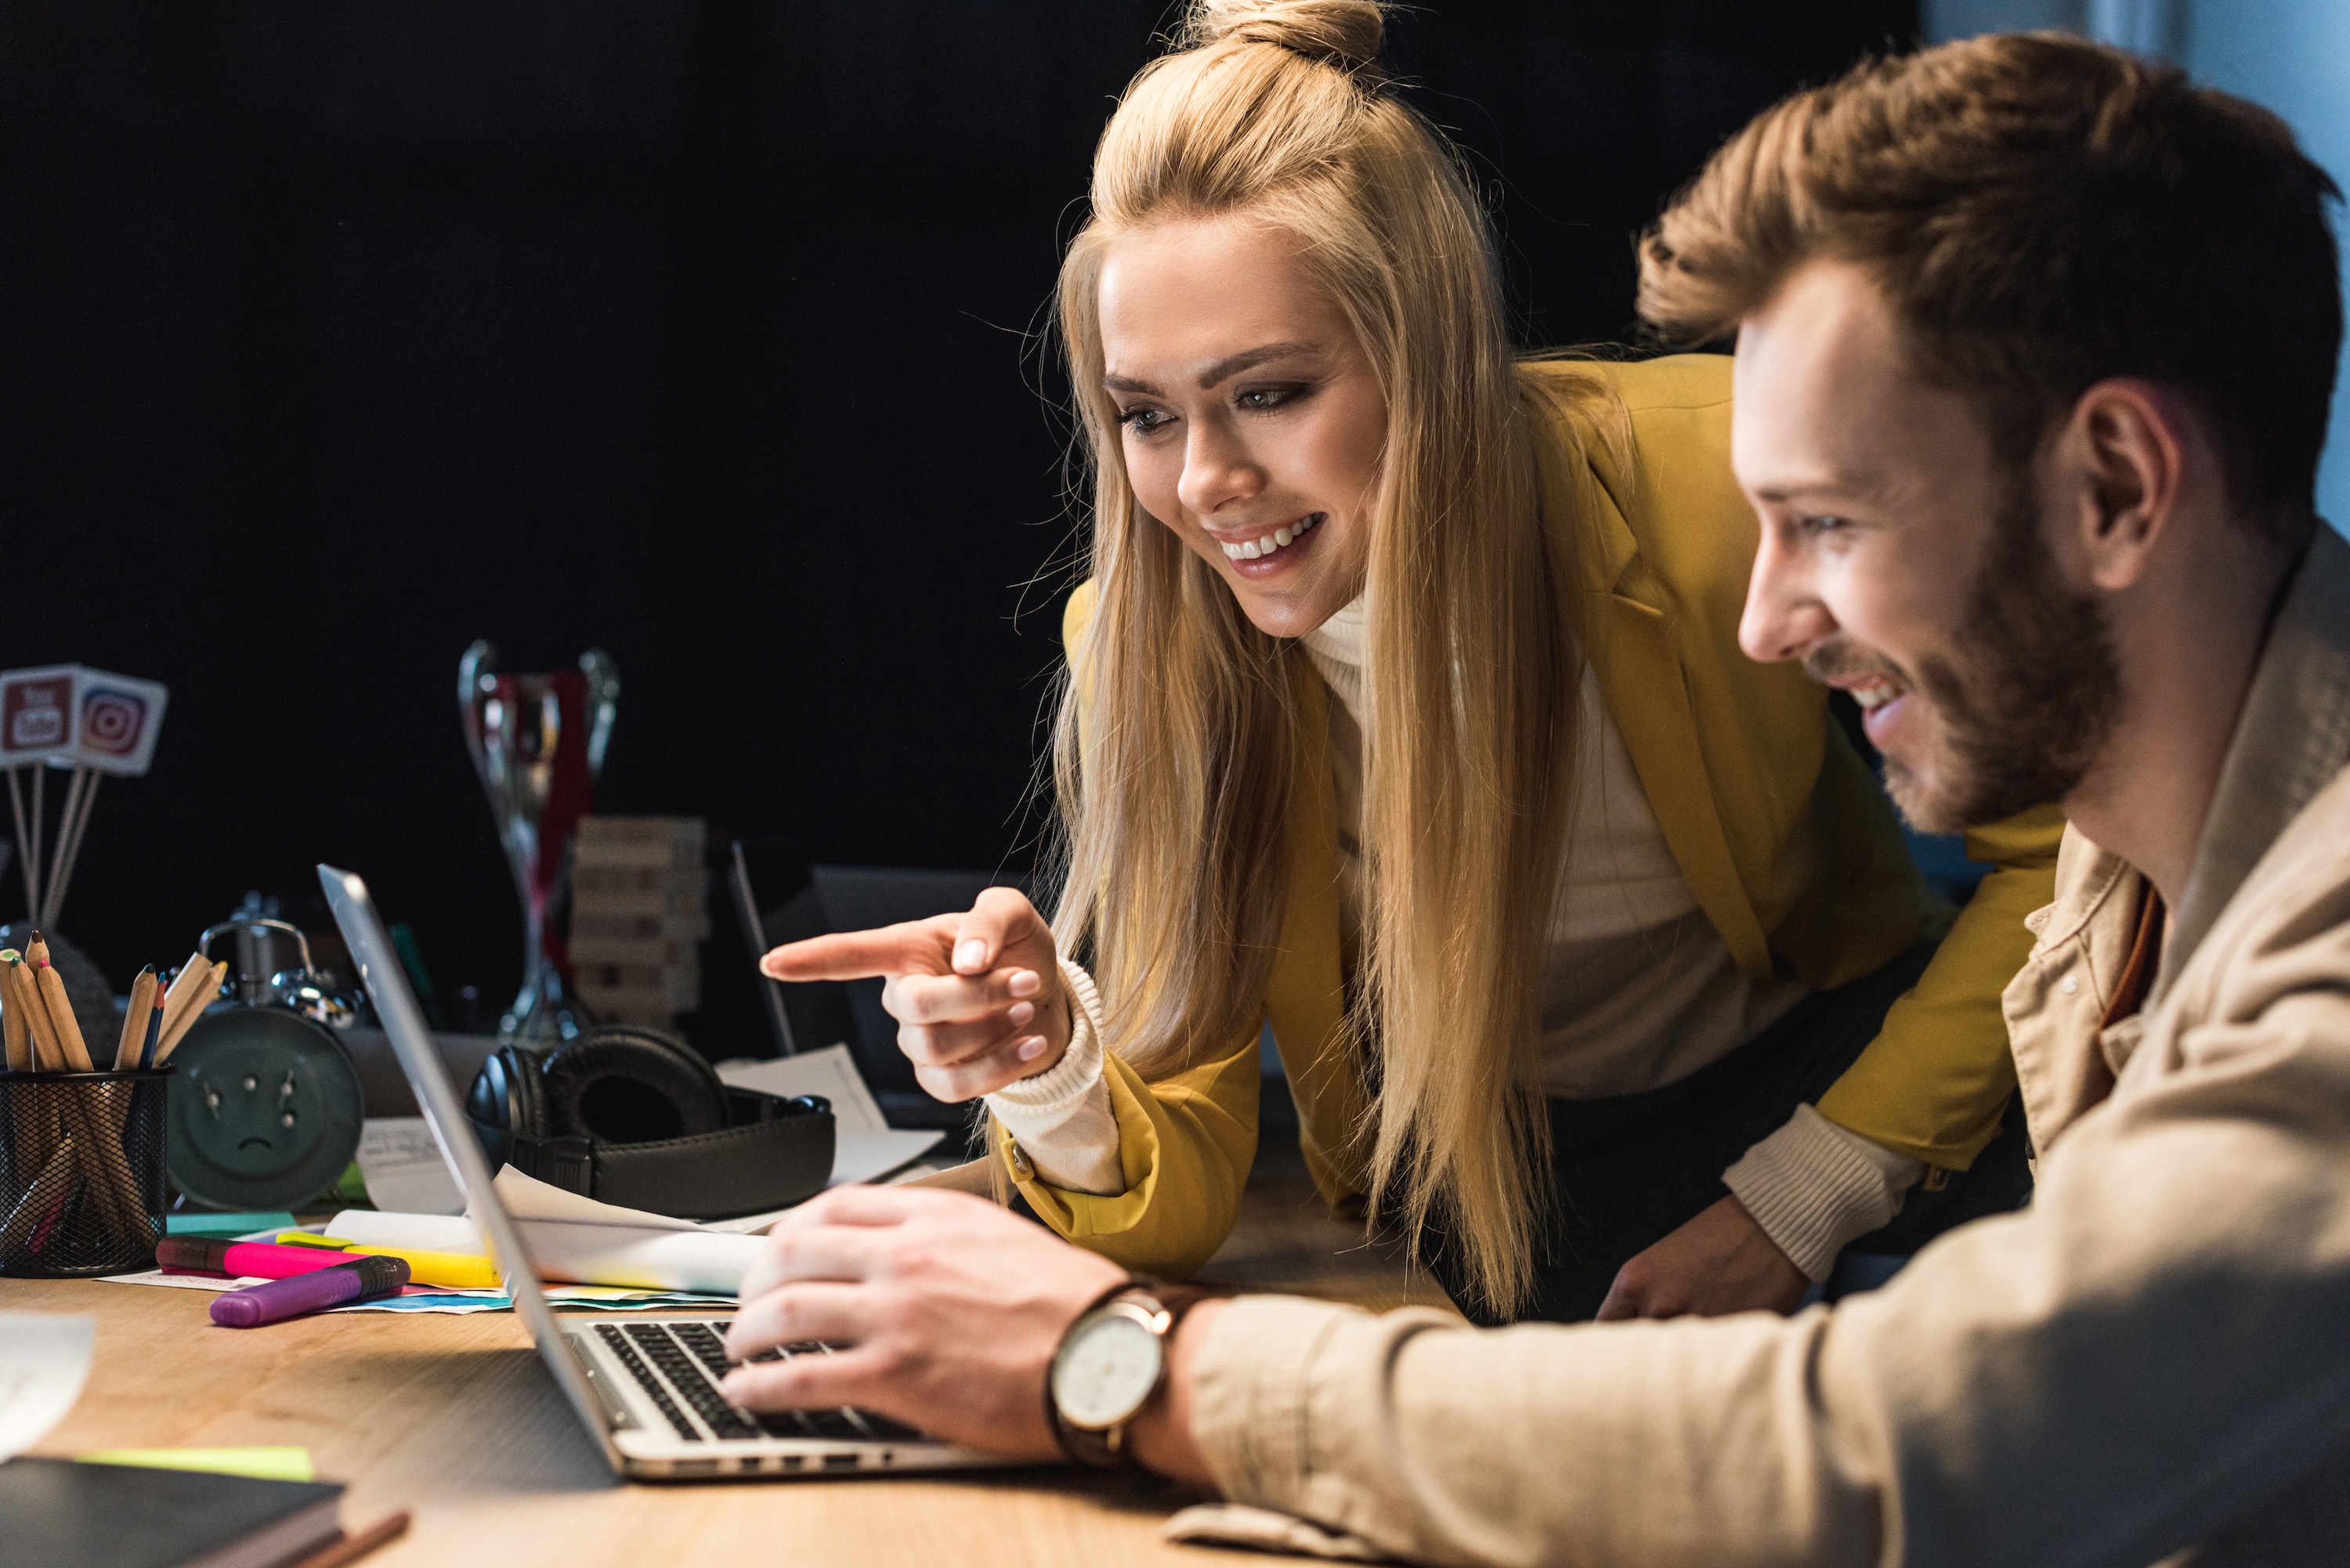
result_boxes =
[987,958,1105,1114]
[1722,1104,1925,1282]
[982,959,1124,1195]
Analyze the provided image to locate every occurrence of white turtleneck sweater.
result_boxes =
[986,598,1925,1283]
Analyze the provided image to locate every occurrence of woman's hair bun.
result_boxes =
[1186,0,1386,77]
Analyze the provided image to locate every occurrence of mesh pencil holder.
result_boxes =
[0,1068,173,1277]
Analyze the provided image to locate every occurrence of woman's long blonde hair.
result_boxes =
[1050,0,1592,1313]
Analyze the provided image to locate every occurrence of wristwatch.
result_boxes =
[1044,1279,1198,1467]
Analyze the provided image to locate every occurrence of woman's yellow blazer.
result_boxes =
[996,353,2063,1278]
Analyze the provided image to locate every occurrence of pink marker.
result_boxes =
[211,1255,409,1328]
[157,1237,363,1280]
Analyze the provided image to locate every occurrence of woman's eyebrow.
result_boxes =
[1102,341,1324,398]
[1195,341,1319,387]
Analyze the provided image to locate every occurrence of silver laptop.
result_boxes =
[319,863,1018,1481]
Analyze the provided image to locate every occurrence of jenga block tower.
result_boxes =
[569,816,708,1026]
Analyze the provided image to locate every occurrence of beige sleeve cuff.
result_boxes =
[1183,1292,1887,1563]
[1723,1103,1925,1281]
[981,958,1123,1195]
[1188,1295,1421,1528]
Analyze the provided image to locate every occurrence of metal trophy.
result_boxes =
[459,641,620,1043]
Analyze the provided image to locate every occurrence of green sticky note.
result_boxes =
[164,1212,298,1239]
[78,1447,316,1483]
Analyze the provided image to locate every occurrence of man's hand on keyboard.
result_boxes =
[721,1186,1126,1459]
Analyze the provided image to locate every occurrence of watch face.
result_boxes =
[1052,1311,1163,1429]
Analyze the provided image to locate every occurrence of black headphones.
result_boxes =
[465,1024,834,1220]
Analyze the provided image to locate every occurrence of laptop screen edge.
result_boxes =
[316,862,624,1469]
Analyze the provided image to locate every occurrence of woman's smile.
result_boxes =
[1209,511,1324,575]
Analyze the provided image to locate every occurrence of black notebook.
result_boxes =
[0,1458,344,1568]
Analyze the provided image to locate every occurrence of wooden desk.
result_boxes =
[2,1133,1458,1566]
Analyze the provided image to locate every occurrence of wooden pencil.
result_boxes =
[9,959,65,1072]
[1,949,28,1073]
[17,938,141,1235]
[113,968,157,1071]
[28,939,94,1074]
[154,953,219,1057]
[1,959,56,1171]
[137,980,165,1070]
[153,957,226,1065]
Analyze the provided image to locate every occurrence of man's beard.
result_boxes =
[1885,480,2122,833]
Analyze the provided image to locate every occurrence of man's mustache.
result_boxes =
[1801,640,1911,690]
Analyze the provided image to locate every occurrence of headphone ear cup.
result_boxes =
[466,1044,550,1168]
[504,1045,551,1138]
[538,1025,726,1144]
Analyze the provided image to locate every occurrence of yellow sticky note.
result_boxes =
[78,1447,316,1483]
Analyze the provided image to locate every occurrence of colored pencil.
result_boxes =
[1,949,27,1073]
[113,967,157,1071]
[29,938,93,1073]
[9,956,64,1072]
[137,979,165,1070]
[153,957,226,1065]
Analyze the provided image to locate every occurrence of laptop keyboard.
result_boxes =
[594,1320,927,1446]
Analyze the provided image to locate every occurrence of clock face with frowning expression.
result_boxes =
[165,1007,364,1209]
[1050,1308,1163,1429]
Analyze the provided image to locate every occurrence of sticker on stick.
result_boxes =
[70,668,169,778]
[0,666,79,765]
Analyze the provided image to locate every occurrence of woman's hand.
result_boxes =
[758,887,1074,1101]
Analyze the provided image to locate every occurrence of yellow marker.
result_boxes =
[274,1232,501,1290]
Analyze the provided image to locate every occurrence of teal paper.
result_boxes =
[164,1212,298,1238]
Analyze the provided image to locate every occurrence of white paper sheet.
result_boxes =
[484,1167,763,1293]
[355,1117,467,1216]
[0,1313,96,1462]
[326,1210,486,1252]
[332,1187,754,1294]
[715,1043,888,1132]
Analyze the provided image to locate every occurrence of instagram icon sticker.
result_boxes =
[0,665,80,764]
[71,669,170,776]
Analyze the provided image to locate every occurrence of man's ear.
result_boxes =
[2055,378,2190,593]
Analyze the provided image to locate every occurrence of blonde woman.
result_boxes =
[766,0,2059,1323]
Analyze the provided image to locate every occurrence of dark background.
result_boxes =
[0,0,1917,1052]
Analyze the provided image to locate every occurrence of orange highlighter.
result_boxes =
[274,1232,501,1290]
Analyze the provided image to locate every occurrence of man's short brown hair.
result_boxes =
[1638,31,2342,547]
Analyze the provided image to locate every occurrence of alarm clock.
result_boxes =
[164,917,368,1212]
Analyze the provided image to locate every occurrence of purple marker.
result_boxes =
[211,1255,409,1328]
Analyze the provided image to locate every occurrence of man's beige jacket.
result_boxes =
[1184,526,2350,1567]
